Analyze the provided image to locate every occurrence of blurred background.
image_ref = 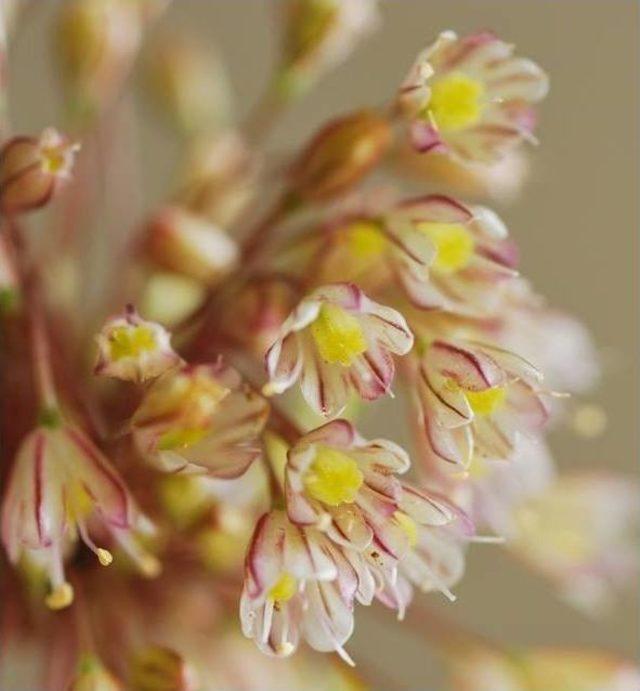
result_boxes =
[7,1,638,688]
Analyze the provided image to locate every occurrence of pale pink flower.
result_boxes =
[398,31,549,162]
[264,283,413,416]
[131,361,269,476]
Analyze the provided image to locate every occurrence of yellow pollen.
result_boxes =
[41,147,67,174]
[417,222,475,273]
[97,548,113,566]
[139,554,162,578]
[310,304,367,366]
[108,325,157,361]
[304,446,364,506]
[268,572,298,603]
[65,482,94,522]
[427,72,486,132]
[466,386,507,417]
[345,221,387,260]
[394,511,419,548]
[45,582,74,610]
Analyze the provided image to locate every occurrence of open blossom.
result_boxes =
[240,510,362,663]
[398,31,549,162]
[131,361,269,476]
[0,128,79,214]
[509,473,640,614]
[384,195,518,315]
[418,339,548,468]
[94,305,181,382]
[264,283,413,416]
[1,422,157,610]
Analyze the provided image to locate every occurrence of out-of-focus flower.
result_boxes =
[418,339,547,468]
[264,283,413,416]
[398,31,549,162]
[94,304,181,382]
[129,645,198,691]
[145,32,233,135]
[449,644,640,691]
[176,131,258,227]
[131,362,269,476]
[509,473,640,614]
[142,205,239,285]
[290,110,391,202]
[384,195,518,315]
[55,0,147,119]
[1,421,157,609]
[240,510,360,663]
[278,0,380,96]
[0,232,20,314]
[392,146,531,204]
[68,654,124,691]
[0,128,79,214]
[140,271,206,328]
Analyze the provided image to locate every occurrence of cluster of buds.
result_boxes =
[0,3,637,689]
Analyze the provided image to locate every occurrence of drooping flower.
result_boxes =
[509,473,640,614]
[418,339,548,468]
[398,31,549,162]
[131,361,269,476]
[0,128,79,214]
[383,194,518,315]
[1,421,157,610]
[94,304,181,383]
[239,510,360,663]
[278,0,380,96]
[264,283,413,416]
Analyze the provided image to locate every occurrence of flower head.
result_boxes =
[131,361,269,476]
[418,339,548,468]
[0,128,79,214]
[240,510,359,663]
[264,283,413,416]
[94,305,181,382]
[398,31,549,162]
[1,422,156,609]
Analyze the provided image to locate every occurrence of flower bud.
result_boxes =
[129,645,198,691]
[145,33,232,135]
[142,206,238,284]
[94,304,182,382]
[290,110,391,201]
[0,128,79,214]
[68,655,123,691]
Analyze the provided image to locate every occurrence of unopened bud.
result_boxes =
[142,206,238,284]
[68,655,123,691]
[94,304,182,382]
[0,128,79,214]
[290,110,391,201]
[129,645,198,691]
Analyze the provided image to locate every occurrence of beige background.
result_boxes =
[9,1,638,689]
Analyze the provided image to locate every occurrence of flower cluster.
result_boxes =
[0,2,636,689]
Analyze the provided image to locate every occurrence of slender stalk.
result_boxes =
[30,299,58,413]
[0,0,10,140]
[242,82,287,144]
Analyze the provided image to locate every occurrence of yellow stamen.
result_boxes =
[268,572,298,603]
[427,72,486,132]
[304,446,364,506]
[345,221,387,260]
[394,511,419,548]
[138,554,162,578]
[45,582,74,610]
[417,222,475,273]
[108,325,157,361]
[97,548,113,566]
[466,386,507,417]
[310,304,367,366]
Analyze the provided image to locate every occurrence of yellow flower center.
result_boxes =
[394,511,419,548]
[108,325,157,361]
[157,427,208,451]
[345,221,387,261]
[310,303,367,366]
[427,72,486,132]
[465,386,507,417]
[417,222,475,274]
[65,482,95,522]
[268,572,298,603]
[304,446,364,506]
